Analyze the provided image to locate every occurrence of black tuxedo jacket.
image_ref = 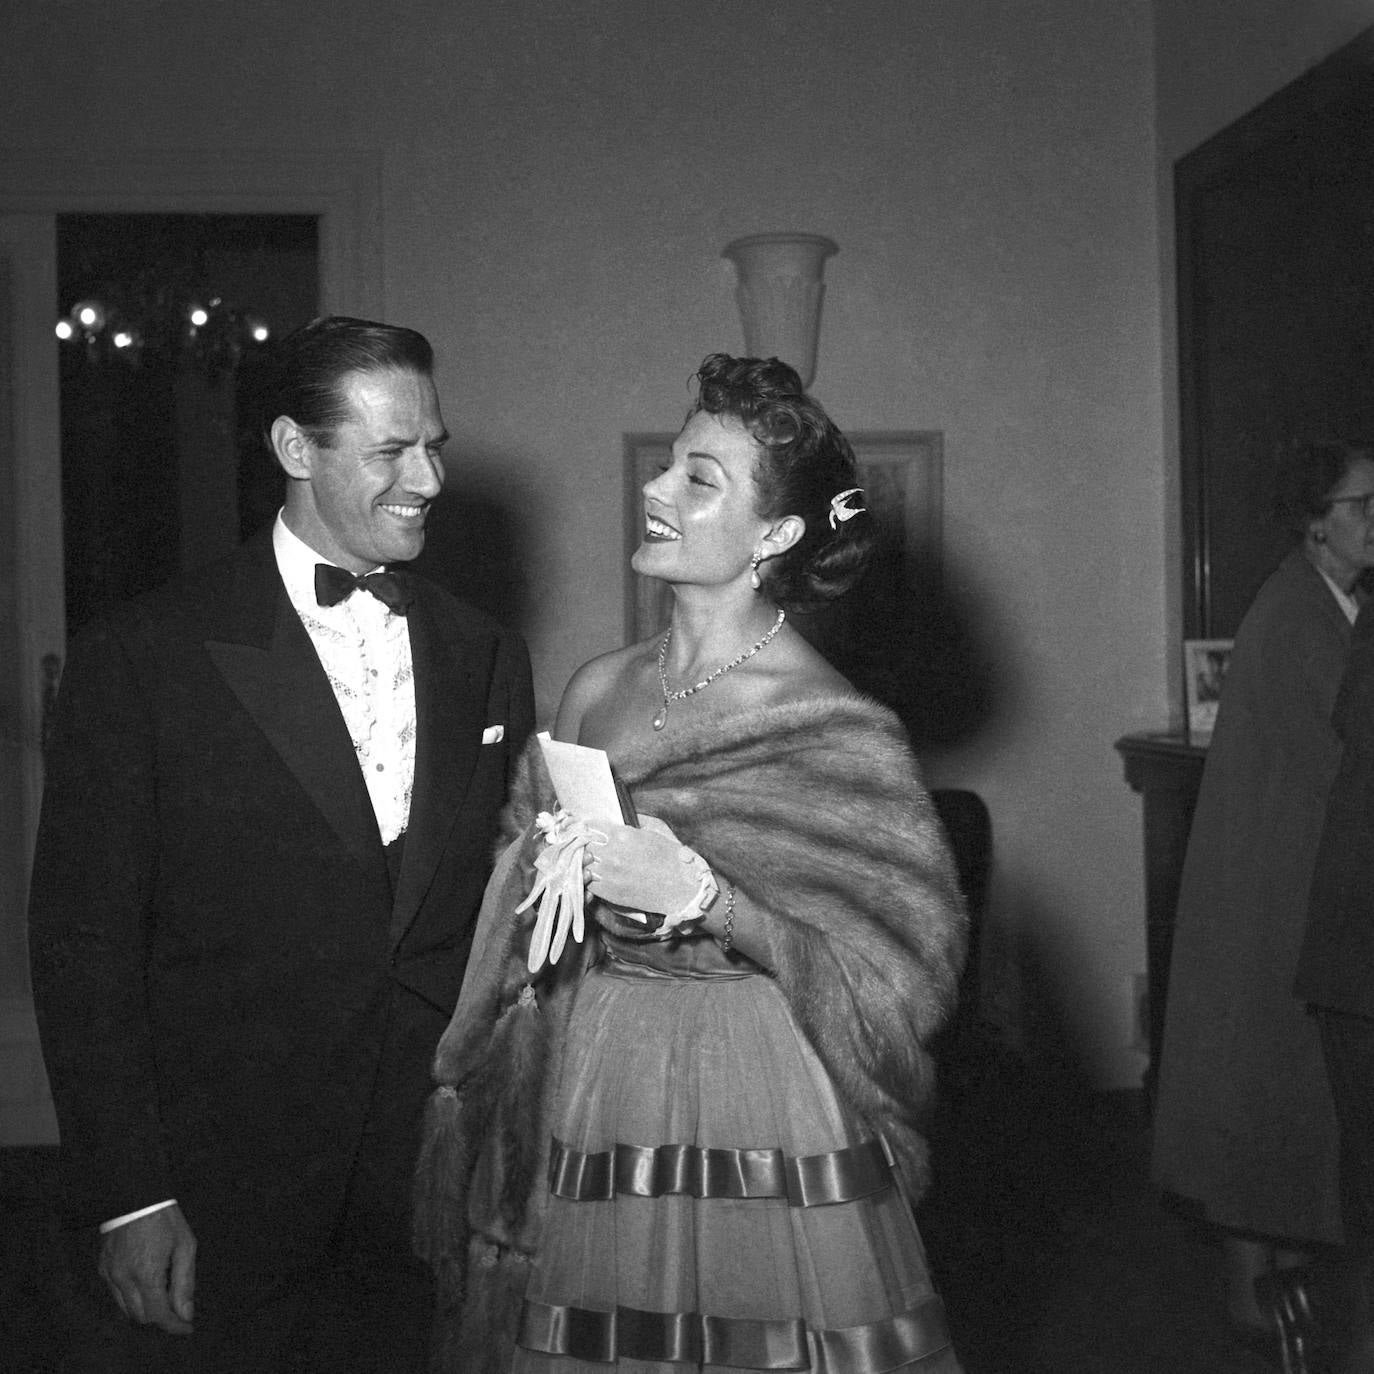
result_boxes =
[1298,596,1374,1019]
[29,528,534,1232]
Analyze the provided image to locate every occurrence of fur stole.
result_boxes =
[616,693,968,1191]
[412,693,967,1366]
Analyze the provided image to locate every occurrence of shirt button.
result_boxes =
[375,763,385,772]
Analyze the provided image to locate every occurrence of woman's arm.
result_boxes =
[692,873,776,969]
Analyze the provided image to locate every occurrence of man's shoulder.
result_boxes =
[1246,548,1323,618]
[1233,551,1339,656]
[409,572,524,646]
[165,536,270,604]
[68,535,275,657]
[138,535,271,619]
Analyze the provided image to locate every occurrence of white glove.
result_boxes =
[517,810,641,973]
[586,814,718,936]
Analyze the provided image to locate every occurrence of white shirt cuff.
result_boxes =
[99,1198,178,1233]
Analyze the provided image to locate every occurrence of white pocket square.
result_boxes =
[481,725,505,744]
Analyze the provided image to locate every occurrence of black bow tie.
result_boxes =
[314,564,414,615]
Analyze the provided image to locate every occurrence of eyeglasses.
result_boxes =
[1327,493,1374,520]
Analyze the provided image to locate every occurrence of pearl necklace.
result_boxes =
[652,607,786,731]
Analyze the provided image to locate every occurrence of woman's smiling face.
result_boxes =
[632,411,773,590]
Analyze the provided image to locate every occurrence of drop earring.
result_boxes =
[750,552,763,591]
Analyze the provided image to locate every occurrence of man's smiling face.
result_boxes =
[285,367,448,572]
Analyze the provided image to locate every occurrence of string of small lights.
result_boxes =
[56,290,271,375]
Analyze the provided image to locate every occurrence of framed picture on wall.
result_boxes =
[1183,638,1234,743]
[622,430,943,648]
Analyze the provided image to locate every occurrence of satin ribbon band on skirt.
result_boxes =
[546,1135,895,1207]
[518,1294,953,1371]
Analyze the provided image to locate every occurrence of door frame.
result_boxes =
[1175,28,1374,638]
[0,148,382,1144]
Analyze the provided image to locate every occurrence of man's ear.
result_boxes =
[759,514,805,560]
[271,416,313,479]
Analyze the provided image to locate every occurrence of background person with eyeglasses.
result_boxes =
[1299,450,1374,1374]
[1153,439,1374,1370]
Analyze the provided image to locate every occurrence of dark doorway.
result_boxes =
[56,213,317,633]
[1177,28,1374,638]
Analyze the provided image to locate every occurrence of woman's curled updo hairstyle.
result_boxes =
[689,352,873,612]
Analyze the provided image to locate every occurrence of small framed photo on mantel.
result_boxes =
[1183,638,1234,744]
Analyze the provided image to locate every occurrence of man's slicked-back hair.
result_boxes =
[260,315,434,449]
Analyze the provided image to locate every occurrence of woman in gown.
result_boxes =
[415,354,968,1373]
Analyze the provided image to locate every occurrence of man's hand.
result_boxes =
[98,1204,196,1334]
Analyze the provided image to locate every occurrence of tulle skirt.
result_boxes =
[510,950,961,1373]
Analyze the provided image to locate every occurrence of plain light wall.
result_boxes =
[2,0,1169,1084]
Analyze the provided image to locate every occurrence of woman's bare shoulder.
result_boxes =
[744,626,857,710]
[554,636,658,740]
[788,626,856,688]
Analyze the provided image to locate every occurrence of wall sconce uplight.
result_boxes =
[722,232,838,389]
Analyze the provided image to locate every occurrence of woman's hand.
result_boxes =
[518,809,605,972]
[586,815,715,928]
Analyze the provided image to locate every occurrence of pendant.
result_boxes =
[652,705,668,731]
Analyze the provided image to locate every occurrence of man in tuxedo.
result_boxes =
[29,316,535,1370]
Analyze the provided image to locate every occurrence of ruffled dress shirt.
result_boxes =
[273,514,416,845]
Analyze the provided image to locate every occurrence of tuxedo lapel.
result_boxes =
[391,584,484,946]
[205,541,383,880]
